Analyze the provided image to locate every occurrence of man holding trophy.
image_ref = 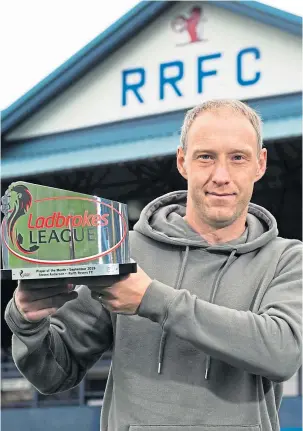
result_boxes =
[4,100,302,431]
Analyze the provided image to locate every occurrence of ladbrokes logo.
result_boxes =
[26,210,109,250]
[28,211,109,229]
[2,186,127,265]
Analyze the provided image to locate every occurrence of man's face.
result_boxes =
[177,108,267,229]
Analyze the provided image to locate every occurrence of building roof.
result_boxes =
[2,1,301,135]
[1,1,302,180]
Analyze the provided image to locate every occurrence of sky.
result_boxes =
[1,0,302,111]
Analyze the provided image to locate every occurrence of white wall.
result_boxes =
[7,1,302,140]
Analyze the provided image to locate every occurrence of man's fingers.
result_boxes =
[19,278,69,290]
[98,290,115,300]
[82,275,127,287]
[88,287,115,299]
[67,284,74,292]
[17,284,73,302]
[90,290,113,300]
[23,292,78,312]
[24,308,58,322]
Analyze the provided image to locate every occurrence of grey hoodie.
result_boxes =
[5,191,302,431]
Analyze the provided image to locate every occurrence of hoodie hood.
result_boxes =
[134,190,278,254]
[134,191,279,379]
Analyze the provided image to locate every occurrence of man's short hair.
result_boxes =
[180,99,263,153]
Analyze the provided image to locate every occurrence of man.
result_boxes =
[5,99,302,431]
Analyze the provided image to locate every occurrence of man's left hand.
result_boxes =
[89,265,152,315]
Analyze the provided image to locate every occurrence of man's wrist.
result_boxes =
[137,280,177,325]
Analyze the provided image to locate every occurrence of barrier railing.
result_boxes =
[1,354,302,409]
[1,352,111,409]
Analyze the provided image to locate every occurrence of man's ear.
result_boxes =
[177,146,188,180]
[254,148,267,183]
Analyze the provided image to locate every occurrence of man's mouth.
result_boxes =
[206,192,236,197]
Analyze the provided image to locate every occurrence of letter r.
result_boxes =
[159,61,184,100]
[122,68,145,106]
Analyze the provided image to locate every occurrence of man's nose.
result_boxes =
[211,163,231,185]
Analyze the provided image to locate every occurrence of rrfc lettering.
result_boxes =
[122,47,261,106]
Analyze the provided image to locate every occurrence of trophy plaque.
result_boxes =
[1,181,137,283]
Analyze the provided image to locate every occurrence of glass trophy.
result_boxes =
[1,181,137,283]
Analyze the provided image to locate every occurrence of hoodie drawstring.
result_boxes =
[204,249,238,380]
[157,247,238,378]
[157,246,190,374]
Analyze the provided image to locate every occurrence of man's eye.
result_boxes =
[233,155,244,161]
[198,155,212,160]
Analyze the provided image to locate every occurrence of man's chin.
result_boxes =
[209,219,235,229]
[205,211,237,229]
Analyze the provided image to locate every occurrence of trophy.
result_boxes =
[1,181,137,283]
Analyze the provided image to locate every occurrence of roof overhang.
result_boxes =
[2,92,301,180]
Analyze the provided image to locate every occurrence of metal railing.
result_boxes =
[2,355,302,409]
[1,353,111,409]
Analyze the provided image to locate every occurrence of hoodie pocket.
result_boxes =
[129,426,261,431]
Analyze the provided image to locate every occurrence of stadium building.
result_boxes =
[1,2,302,430]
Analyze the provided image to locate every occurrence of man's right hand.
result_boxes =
[14,279,78,322]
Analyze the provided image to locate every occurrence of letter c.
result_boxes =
[237,47,261,86]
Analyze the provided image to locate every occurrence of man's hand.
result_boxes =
[88,266,152,315]
[15,279,77,322]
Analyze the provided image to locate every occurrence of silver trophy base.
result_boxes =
[1,262,137,282]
